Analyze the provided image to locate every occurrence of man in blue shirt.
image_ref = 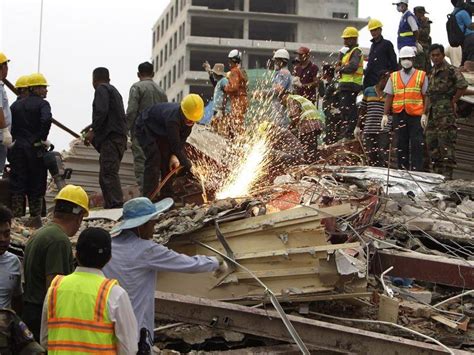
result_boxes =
[394,0,419,51]
[103,197,224,345]
[452,0,474,64]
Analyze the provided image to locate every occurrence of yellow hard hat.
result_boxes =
[28,73,49,87]
[180,94,204,122]
[368,19,383,31]
[54,185,90,217]
[341,27,359,38]
[0,52,9,65]
[15,75,30,89]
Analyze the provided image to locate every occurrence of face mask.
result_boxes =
[401,59,413,69]
[397,4,404,12]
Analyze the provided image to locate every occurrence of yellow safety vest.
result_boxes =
[47,272,118,354]
[339,47,364,86]
[288,95,322,121]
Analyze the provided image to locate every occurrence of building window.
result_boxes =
[170,7,174,24]
[159,80,163,88]
[182,22,185,38]
[161,20,164,36]
[166,13,169,30]
[177,59,181,78]
[332,12,349,19]
[174,32,178,49]
[165,44,168,61]
[155,55,158,70]
[168,70,172,88]
[179,90,183,101]
[160,49,163,67]
[175,0,179,16]
[157,26,160,41]
[152,31,156,46]
[169,38,172,56]
[173,65,176,83]
[181,55,185,74]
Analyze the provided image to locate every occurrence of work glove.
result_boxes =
[41,140,52,150]
[1,128,12,147]
[381,115,389,130]
[202,60,211,73]
[215,110,223,119]
[292,76,303,88]
[416,42,424,53]
[169,154,180,170]
[213,258,230,278]
[421,114,428,130]
[353,126,362,138]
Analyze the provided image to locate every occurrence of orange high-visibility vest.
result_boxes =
[391,69,426,116]
[47,272,118,354]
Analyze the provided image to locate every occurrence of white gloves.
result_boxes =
[215,110,223,119]
[421,114,428,130]
[292,76,303,88]
[353,126,362,138]
[214,259,230,278]
[416,42,423,53]
[41,140,52,149]
[169,154,180,170]
[381,115,389,130]
[1,128,12,147]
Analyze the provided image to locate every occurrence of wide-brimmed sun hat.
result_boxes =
[111,197,174,235]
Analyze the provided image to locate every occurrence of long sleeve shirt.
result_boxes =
[10,94,52,146]
[338,47,363,92]
[135,102,192,168]
[126,78,168,131]
[102,230,219,339]
[0,81,11,142]
[364,36,398,88]
[40,267,138,355]
[92,83,127,149]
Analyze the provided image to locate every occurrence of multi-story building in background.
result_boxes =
[152,0,366,103]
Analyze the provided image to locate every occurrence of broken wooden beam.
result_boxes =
[155,291,468,355]
[372,250,474,289]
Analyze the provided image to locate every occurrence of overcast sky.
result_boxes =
[0,0,454,150]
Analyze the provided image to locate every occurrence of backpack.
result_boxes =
[447,9,466,47]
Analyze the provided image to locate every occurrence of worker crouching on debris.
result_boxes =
[286,94,323,164]
[383,46,428,171]
[103,197,226,347]
[9,73,52,217]
[23,185,89,341]
[41,227,138,354]
[135,94,204,199]
[84,67,127,209]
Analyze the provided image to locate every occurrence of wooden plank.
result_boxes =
[234,267,319,280]
[234,242,361,260]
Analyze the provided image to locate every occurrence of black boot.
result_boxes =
[28,197,43,217]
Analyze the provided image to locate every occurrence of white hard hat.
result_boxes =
[399,46,416,58]
[228,49,242,61]
[273,49,290,61]
[392,0,408,5]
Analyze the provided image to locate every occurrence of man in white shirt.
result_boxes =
[103,197,226,345]
[41,227,138,354]
[0,52,13,174]
[0,206,22,313]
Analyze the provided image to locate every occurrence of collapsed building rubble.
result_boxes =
[9,161,474,353]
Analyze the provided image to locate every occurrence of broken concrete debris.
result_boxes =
[8,166,474,353]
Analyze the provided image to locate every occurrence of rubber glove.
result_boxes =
[421,114,428,130]
[1,128,12,146]
[381,115,389,130]
[353,126,362,138]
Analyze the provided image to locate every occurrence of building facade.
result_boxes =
[152,0,366,103]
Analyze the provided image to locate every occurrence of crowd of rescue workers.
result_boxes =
[1,0,474,353]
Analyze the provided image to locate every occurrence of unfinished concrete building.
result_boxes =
[151,0,366,102]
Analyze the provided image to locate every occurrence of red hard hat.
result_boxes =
[296,46,310,55]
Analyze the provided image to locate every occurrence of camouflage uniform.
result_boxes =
[415,17,432,72]
[426,60,468,179]
[0,309,45,354]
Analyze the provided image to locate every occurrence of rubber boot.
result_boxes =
[28,197,43,218]
[11,194,26,218]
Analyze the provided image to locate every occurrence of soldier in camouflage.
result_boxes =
[424,44,468,179]
[0,309,45,354]
[414,6,432,72]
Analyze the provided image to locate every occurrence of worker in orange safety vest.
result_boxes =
[383,46,428,171]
